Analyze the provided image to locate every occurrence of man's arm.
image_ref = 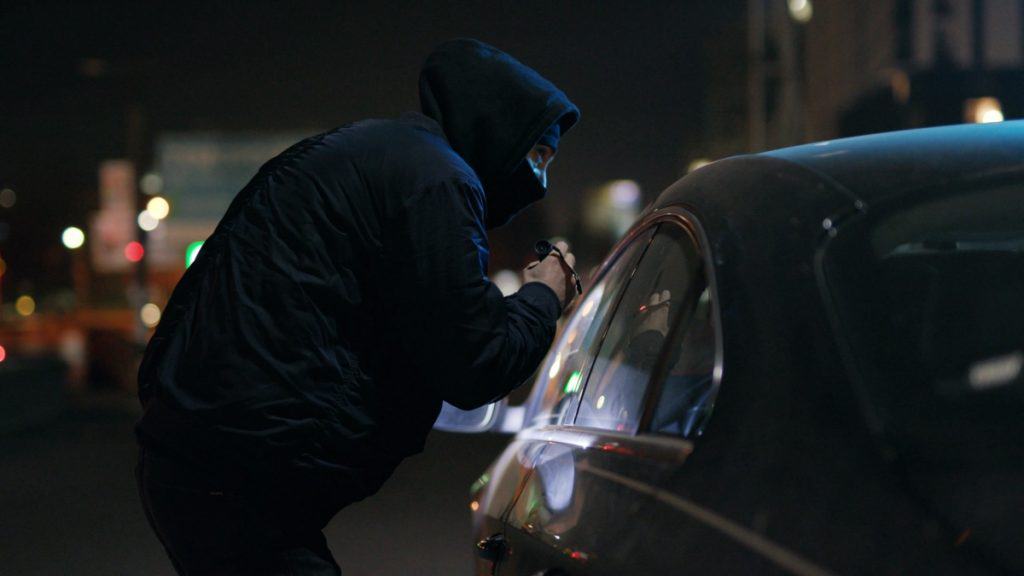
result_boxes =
[390,178,565,409]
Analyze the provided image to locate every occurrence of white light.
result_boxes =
[140,303,162,328]
[687,158,713,173]
[492,269,522,296]
[965,97,1004,124]
[608,180,641,208]
[981,108,1004,123]
[548,353,562,380]
[146,196,170,220]
[969,351,1022,390]
[137,210,159,231]
[62,226,85,249]
[788,0,813,23]
[596,395,606,409]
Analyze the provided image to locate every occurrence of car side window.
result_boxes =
[526,228,656,428]
[648,284,719,439]
[575,225,705,434]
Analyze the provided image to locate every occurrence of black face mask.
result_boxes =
[484,158,547,230]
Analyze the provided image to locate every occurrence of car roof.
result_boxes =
[759,120,1024,206]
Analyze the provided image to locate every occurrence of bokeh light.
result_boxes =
[62,226,85,249]
[146,196,171,220]
[125,241,145,262]
[137,210,159,231]
[15,295,36,317]
[140,303,161,328]
[0,188,16,208]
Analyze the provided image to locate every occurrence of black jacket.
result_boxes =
[136,39,579,514]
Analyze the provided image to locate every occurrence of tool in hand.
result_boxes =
[534,239,583,296]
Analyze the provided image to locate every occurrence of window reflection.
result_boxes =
[527,229,655,428]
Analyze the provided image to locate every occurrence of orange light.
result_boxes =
[470,500,480,512]
[125,241,145,262]
[0,345,6,362]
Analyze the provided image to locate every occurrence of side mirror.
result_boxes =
[433,400,526,434]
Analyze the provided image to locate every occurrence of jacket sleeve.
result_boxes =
[389,178,562,410]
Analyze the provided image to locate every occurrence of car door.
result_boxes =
[499,215,713,575]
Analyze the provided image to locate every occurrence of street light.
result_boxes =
[62,227,86,250]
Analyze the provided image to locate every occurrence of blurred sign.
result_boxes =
[146,132,310,271]
[91,160,136,273]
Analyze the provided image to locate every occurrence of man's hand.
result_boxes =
[523,240,577,310]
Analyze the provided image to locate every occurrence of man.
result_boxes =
[135,38,579,575]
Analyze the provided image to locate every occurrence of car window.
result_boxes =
[649,285,718,438]
[526,228,655,428]
[575,225,705,433]
[823,183,1024,464]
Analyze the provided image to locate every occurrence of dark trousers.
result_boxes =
[135,447,342,575]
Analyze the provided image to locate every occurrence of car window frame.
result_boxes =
[635,206,724,438]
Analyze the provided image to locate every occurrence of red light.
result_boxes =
[125,241,145,262]
[0,345,6,362]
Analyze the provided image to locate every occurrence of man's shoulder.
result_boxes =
[354,114,481,188]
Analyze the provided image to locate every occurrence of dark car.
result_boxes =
[435,122,1024,575]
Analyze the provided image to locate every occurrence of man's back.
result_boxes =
[137,114,479,506]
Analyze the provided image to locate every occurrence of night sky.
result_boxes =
[1,1,744,290]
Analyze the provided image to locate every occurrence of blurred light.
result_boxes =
[608,180,641,209]
[137,210,159,231]
[687,158,713,173]
[0,257,6,277]
[563,370,583,394]
[185,241,204,268]
[566,328,579,345]
[469,501,480,512]
[889,69,911,104]
[964,97,1004,124]
[140,173,164,196]
[146,196,170,220]
[77,57,109,78]
[140,303,161,328]
[492,269,522,296]
[548,353,562,379]
[125,241,145,262]
[788,0,813,23]
[596,395,606,409]
[0,188,15,208]
[15,295,35,317]
[62,226,86,250]
[580,297,596,317]
[0,345,6,362]
[969,351,1022,390]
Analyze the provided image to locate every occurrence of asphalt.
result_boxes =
[0,395,509,575]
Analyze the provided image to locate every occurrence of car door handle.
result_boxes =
[476,533,507,562]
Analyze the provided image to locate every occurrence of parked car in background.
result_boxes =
[435,122,1024,575]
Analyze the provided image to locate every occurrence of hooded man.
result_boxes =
[134,39,579,575]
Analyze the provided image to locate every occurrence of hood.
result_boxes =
[419,38,579,227]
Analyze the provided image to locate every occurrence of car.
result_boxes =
[434,121,1024,575]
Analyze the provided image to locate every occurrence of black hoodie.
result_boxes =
[135,39,578,521]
